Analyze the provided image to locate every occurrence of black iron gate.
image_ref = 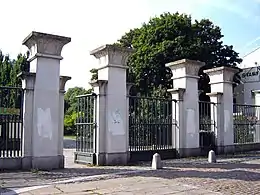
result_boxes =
[128,96,178,162]
[74,93,97,164]
[199,101,217,155]
[0,86,24,158]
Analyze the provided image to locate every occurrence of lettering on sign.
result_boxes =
[240,67,260,83]
[241,71,259,78]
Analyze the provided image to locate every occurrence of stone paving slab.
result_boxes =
[0,149,146,190]
[19,176,222,195]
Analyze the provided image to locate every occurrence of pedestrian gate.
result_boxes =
[128,95,178,161]
[74,93,97,164]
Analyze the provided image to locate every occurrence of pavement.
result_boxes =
[1,139,260,194]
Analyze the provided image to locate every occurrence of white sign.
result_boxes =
[109,109,125,135]
[37,108,53,140]
[240,67,260,83]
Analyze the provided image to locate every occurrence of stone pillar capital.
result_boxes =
[166,59,205,79]
[17,72,36,90]
[22,31,71,61]
[59,76,71,92]
[17,71,36,79]
[206,92,223,99]
[167,88,186,100]
[89,80,108,96]
[89,79,108,88]
[90,44,133,68]
[126,83,134,96]
[204,66,239,84]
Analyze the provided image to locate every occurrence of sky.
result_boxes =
[1,0,260,89]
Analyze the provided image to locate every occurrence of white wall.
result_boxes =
[235,48,260,105]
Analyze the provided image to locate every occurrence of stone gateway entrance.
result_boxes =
[2,31,260,170]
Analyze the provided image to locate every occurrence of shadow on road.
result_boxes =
[0,188,18,195]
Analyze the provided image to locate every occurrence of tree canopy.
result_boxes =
[64,87,93,115]
[0,51,28,87]
[0,51,28,109]
[91,12,242,97]
[64,87,93,135]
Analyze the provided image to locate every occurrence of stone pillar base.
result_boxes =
[96,152,128,166]
[216,145,235,154]
[32,155,64,170]
[22,156,32,170]
[177,148,202,158]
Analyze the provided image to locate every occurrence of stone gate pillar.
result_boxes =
[59,76,71,157]
[204,66,239,153]
[19,72,35,169]
[166,59,205,157]
[90,45,133,165]
[89,80,107,165]
[252,90,260,143]
[22,31,71,170]
[206,92,223,154]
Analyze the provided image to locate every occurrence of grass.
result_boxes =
[64,135,76,140]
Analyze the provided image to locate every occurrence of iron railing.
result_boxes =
[233,104,260,144]
[0,86,23,158]
[128,96,178,152]
[199,101,217,149]
[75,94,97,153]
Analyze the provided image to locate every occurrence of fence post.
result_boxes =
[22,31,71,170]
[166,59,205,157]
[90,45,133,165]
[206,92,223,154]
[204,67,239,154]
[18,72,35,169]
[126,83,134,161]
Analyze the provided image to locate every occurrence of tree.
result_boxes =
[0,51,28,87]
[64,87,93,115]
[112,12,242,96]
[64,87,93,135]
[0,51,28,109]
[87,12,242,148]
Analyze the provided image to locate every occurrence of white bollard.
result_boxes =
[208,150,217,163]
[152,153,162,169]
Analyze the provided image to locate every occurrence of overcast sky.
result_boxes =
[1,0,260,89]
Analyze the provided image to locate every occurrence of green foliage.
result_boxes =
[0,51,27,87]
[90,68,98,81]
[64,87,93,115]
[0,51,28,109]
[64,112,77,135]
[111,12,242,96]
[64,87,93,135]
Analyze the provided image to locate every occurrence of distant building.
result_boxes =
[234,47,260,105]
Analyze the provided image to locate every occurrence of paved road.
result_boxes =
[2,148,260,194]
[63,138,76,149]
